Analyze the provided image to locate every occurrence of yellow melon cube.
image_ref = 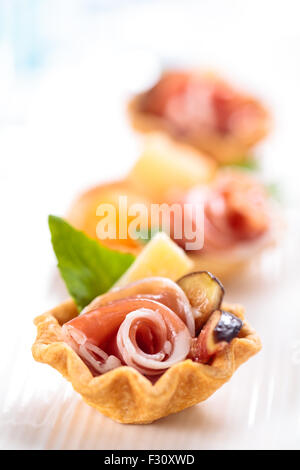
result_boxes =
[116,232,193,287]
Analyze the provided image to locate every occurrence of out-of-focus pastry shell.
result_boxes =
[128,73,271,164]
[32,298,261,424]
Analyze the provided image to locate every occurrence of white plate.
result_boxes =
[1,0,300,450]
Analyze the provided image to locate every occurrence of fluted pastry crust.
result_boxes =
[32,298,261,424]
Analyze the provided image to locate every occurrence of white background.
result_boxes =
[0,0,300,449]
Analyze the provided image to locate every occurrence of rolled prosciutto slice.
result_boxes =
[62,274,243,377]
[83,277,195,336]
[62,297,191,376]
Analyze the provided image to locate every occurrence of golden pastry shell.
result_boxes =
[32,298,261,424]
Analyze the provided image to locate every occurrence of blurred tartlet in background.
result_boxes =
[129,135,281,278]
[67,133,281,281]
[128,69,270,164]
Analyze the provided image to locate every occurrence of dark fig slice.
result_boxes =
[214,310,243,343]
[189,309,243,364]
[189,310,222,363]
[177,271,224,334]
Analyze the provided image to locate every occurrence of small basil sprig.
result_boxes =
[49,215,135,311]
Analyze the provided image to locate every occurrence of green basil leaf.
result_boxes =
[49,215,135,311]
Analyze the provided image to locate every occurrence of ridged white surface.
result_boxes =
[1,0,300,450]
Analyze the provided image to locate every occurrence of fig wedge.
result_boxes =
[214,310,243,343]
[177,271,224,334]
[189,309,243,364]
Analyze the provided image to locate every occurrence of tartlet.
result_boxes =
[128,70,270,164]
[32,298,260,424]
[31,66,270,424]
[65,131,281,281]
[32,234,261,424]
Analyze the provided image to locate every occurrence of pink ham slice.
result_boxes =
[62,297,191,377]
[82,277,195,336]
[173,170,271,253]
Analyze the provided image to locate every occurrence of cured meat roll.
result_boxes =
[62,275,243,378]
